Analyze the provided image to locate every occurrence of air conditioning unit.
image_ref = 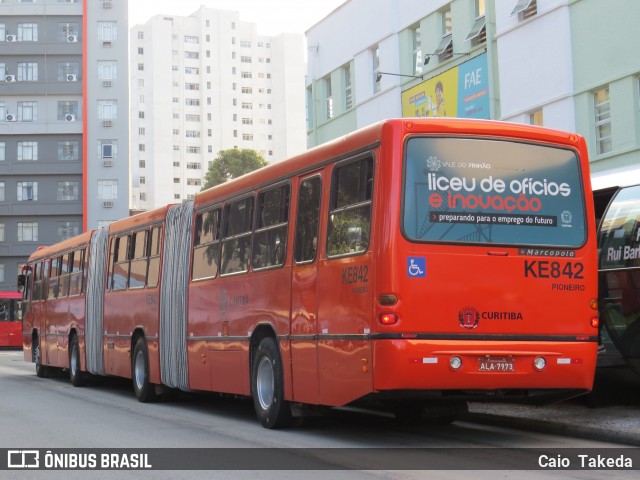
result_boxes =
[65,114,76,122]
[102,1,112,8]
[102,80,112,87]
[67,35,78,43]
[102,41,112,48]
[5,113,16,122]
[6,35,16,42]
[102,120,112,127]
[103,159,113,168]
[66,73,78,82]
[103,201,113,208]
[5,75,16,82]
[65,0,76,4]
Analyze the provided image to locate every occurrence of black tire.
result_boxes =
[132,337,157,403]
[251,337,293,429]
[34,338,48,378]
[69,335,85,387]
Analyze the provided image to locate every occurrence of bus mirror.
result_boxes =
[17,274,25,293]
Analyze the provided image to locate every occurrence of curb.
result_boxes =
[465,413,640,447]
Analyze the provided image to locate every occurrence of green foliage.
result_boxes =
[202,149,268,190]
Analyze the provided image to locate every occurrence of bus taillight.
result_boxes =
[379,313,398,325]
[590,316,599,328]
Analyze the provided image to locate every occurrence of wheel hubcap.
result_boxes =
[134,351,145,390]
[256,356,274,410]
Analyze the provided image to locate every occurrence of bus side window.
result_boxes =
[221,197,254,275]
[48,256,61,299]
[147,226,162,288]
[192,209,221,281]
[294,176,322,263]
[253,184,290,270]
[129,230,147,289]
[112,235,130,291]
[327,156,374,257]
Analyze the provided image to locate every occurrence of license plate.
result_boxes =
[478,356,514,372]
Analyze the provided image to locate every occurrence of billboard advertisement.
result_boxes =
[401,53,489,119]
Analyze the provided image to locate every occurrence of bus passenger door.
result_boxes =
[290,174,323,404]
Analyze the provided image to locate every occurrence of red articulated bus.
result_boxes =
[0,291,22,348]
[21,118,599,428]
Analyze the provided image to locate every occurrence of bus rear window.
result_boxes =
[403,137,586,247]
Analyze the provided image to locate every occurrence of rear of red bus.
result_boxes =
[0,292,23,348]
[372,119,598,406]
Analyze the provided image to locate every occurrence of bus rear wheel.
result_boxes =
[132,337,157,403]
[34,338,48,378]
[251,337,293,429]
[69,334,85,387]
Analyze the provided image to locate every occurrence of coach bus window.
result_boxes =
[68,249,83,296]
[147,226,162,288]
[253,184,290,269]
[598,185,640,362]
[327,156,373,257]
[129,230,147,289]
[294,176,322,263]
[48,257,60,299]
[33,262,43,301]
[403,137,586,246]
[58,253,71,298]
[221,197,254,275]
[112,235,130,291]
[192,208,221,281]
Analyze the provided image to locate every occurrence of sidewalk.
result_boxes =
[467,366,640,446]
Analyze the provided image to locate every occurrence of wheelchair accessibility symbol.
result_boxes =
[407,257,426,278]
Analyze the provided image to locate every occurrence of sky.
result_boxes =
[129,0,347,36]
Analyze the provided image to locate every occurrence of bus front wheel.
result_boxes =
[251,337,292,429]
[132,337,157,403]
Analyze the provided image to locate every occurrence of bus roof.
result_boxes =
[27,230,95,263]
[108,203,175,236]
[195,117,586,210]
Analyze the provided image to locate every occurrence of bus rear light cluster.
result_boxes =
[449,356,462,370]
[533,356,547,371]
[379,313,398,325]
[590,316,599,328]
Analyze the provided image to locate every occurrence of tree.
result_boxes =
[202,148,268,190]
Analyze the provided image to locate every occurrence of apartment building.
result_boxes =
[130,7,306,210]
[306,0,640,187]
[0,0,129,290]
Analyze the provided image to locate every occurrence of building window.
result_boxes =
[0,182,4,201]
[0,142,5,161]
[57,62,79,81]
[57,101,79,120]
[17,23,39,42]
[17,101,38,122]
[97,21,117,41]
[99,140,117,159]
[57,22,79,41]
[58,222,80,241]
[344,65,352,110]
[17,182,38,201]
[185,35,199,43]
[17,62,38,81]
[97,60,117,79]
[512,0,537,21]
[594,87,612,155]
[186,162,201,170]
[185,51,199,59]
[18,222,38,242]
[187,178,201,186]
[325,77,333,119]
[97,100,117,119]
[529,109,543,126]
[242,133,254,141]
[97,180,118,200]
[412,25,422,75]
[0,223,4,242]
[58,182,79,201]
[241,56,252,63]
[466,0,486,45]
[58,141,79,161]
[372,46,381,93]
[17,142,38,161]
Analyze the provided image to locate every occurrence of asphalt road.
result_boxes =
[0,350,637,479]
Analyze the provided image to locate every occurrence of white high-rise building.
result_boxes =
[130,7,306,210]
